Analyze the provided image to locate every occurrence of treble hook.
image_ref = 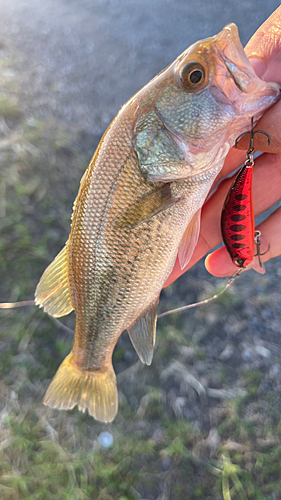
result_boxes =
[235,117,271,157]
[254,230,270,268]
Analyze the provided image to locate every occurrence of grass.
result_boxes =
[0,95,22,119]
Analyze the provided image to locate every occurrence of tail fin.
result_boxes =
[44,353,118,423]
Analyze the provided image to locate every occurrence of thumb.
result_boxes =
[235,6,281,153]
[245,6,281,82]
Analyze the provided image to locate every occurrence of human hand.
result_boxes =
[165,6,281,287]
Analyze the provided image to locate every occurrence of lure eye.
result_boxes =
[180,62,205,88]
[234,257,246,267]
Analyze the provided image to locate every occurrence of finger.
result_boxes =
[245,6,281,66]
[206,205,281,277]
[164,152,281,287]
[205,246,236,277]
[235,7,281,154]
[215,148,246,184]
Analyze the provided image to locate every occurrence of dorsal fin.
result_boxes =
[127,298,159,365]
[35,243,74,317]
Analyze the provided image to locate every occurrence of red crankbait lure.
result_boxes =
[221,118,270,270]
[221,161,255,268]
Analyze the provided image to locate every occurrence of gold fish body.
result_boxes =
[35,24,280,422]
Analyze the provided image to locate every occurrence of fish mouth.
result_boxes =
[215,23,258,95]
[211,23,280,113]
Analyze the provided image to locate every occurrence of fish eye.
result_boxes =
[180,62,205,88]
[190,70,203,84]
[234,257,246,267]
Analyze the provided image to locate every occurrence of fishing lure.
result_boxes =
[221,160,255,268]
[221,118,270,270]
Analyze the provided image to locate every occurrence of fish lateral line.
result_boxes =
[0,235,266,325]
[0,273,240,328]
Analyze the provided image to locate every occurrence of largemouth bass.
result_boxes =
[35,24,280,422]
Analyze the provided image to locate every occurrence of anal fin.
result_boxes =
[127,298,159,365]
[35,243,74,317]
[178,209,201,270]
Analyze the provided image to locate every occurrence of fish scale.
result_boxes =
[35,23,280,422]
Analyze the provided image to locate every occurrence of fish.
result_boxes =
[35,23,280,422]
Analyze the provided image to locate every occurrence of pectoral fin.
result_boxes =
[178,209,201,270]
[35,243,74,317]
[127,298,159,365]
[117,184,180,229]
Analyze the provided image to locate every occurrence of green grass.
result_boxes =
[0,95,22,119]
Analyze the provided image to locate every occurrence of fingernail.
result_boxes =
[249,58,267,78]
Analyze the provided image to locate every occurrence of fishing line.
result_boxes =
[157,270,241,319]
[0,300,35,308]
[0,299,74,334]
[50,316,75,335]
[0,272,242,326]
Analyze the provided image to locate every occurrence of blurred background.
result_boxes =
[0,1,281,499]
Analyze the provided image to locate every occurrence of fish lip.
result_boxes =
[212,23,281,112]
[215,23,249,70]
[214,23,256,94]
